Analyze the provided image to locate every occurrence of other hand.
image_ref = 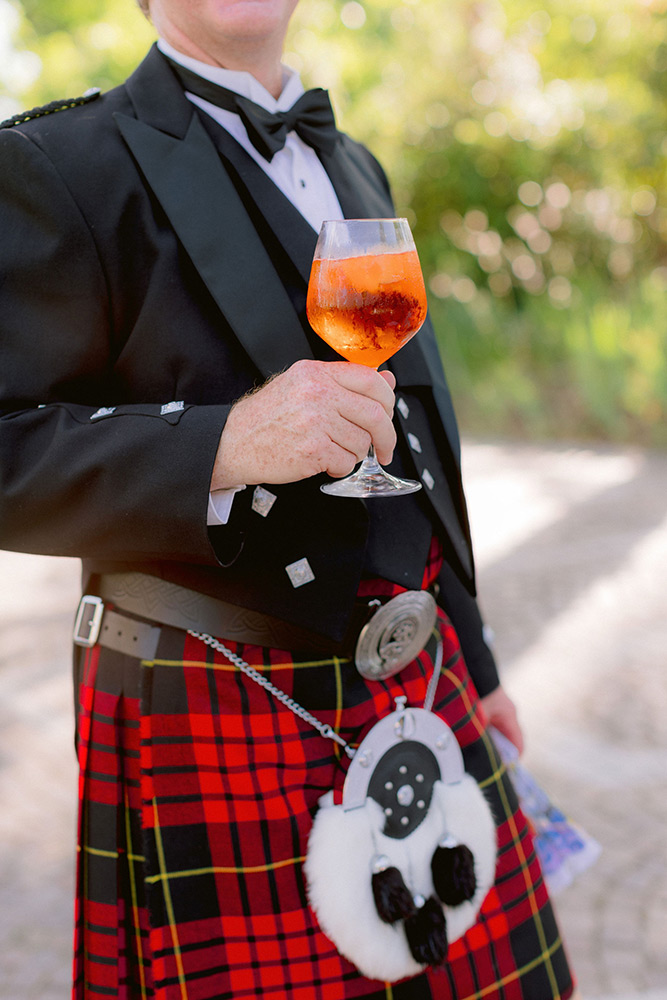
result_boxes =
[211,359,397,489]
[479,685,524,756]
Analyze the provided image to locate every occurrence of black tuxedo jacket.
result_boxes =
[0,46,499,694]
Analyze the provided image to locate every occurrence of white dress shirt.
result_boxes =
[156,41,344,525]
[158,39,343,233]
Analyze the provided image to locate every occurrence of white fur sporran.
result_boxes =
[184,631,496,982]
[305,700,497,982]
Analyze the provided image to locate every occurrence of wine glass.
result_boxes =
[306,218,428,497]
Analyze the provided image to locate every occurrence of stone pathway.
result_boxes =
[0,439,666,998]
[0,551,79,999]
[463,442,667,999]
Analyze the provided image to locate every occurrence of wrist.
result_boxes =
[210,403,249,491]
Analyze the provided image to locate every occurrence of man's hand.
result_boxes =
[211,360,397,490]
[479,685,524,756]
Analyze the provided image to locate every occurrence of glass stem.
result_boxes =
[360,444,383,474]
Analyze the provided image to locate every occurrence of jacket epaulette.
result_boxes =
[0,87,101,129]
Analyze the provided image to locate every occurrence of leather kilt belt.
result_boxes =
[73,571,439,681]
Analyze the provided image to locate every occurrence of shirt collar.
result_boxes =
[157,38,304,112]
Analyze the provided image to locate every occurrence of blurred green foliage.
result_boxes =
[2,0,665,445]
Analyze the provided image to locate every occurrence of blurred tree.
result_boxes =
[0,0,153,117]
[2,0,665,444]
[287,0,667,444]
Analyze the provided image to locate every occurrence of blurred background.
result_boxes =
[1,1,666,998]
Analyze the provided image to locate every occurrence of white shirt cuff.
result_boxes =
[207,486,246,525]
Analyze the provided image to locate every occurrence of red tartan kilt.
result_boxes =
[73,584,574,1000]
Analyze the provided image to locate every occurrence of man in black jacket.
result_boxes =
[0,1,574,997]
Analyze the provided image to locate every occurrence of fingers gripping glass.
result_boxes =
[306,218,428,498]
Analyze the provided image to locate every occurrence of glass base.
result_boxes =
[320,461,422,498]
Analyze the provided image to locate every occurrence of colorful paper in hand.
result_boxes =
[490,726,601,895]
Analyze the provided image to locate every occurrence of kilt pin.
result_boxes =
[73,549,575,1000]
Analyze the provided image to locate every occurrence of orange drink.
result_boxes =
[307,250,427,368]
[306,218,427,496]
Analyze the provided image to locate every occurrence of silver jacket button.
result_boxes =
[251,486,277,517]
[285,557,315,588]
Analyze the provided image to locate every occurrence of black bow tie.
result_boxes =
[166,59,339,162]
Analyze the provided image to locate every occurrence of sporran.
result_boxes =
[189,626,497,983]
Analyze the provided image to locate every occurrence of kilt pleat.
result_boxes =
[73,590,575,1000]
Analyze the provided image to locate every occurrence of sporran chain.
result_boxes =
[188,625,444,759]
[187,629,356,758]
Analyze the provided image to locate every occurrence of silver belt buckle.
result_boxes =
[73,594,104,648]
[355,590,438,681]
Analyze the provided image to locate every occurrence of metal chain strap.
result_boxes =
[188,627,444,760]
[188,629,356,758]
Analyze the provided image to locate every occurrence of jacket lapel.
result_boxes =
[318,139,394,221]
[116,46,314,379]
[197,112,319,284]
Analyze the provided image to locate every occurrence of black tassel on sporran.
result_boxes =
[431,843,477,906]
[404,895,449,967]
[371,865,417,924]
